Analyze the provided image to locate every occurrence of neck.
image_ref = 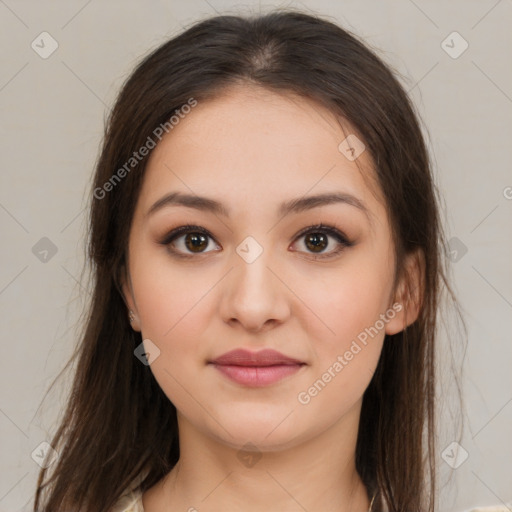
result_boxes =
[155,402,371,512]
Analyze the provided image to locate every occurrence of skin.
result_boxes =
[121,85,422,512]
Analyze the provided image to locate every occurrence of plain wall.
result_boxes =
[0,1,511,510]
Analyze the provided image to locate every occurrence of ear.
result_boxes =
[385,247,425,336]
[119,264,141,332]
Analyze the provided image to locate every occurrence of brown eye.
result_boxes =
[304,232,328,253]
[159,225,220,258]
[184,232,209,253]
[291,224,354,259]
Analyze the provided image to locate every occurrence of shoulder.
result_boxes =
[110,488,144,512]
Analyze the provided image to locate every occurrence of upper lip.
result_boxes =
[209,349,305,367]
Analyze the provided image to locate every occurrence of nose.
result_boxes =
[219,247,291,333]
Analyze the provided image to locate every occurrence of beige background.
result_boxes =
[0,1,511,511]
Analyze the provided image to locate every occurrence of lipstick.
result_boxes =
[209,348,305,387]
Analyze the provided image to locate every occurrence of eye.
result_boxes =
[159,222,353,260]
[159,224,220,258]
[291,223,353,259]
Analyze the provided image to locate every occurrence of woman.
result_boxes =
[33,9,464,512]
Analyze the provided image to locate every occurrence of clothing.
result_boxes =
[110,488,144,512]
[466,508,512,512]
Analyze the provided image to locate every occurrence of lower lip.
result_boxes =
[211,363,304,387]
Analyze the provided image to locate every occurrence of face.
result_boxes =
[122,85,418,452]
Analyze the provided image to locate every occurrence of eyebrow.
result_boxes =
[145,191,373,226]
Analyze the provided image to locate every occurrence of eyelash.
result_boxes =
[158,223,354,260]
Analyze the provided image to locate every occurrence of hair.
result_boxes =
[33,9,465,512]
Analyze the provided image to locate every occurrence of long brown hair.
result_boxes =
[33,9,465,511]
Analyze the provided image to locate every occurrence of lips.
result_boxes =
[208,349,306,387]
[209,348,304,366]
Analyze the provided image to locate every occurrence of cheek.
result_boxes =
[130,257,211,404]
[302,258,392,350]
[130,238,212,336]
[296,270,387,416]
[295,254,392,409]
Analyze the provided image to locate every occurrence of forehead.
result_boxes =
[137,85,386,222]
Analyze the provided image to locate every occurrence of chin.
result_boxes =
[204,410,305,451]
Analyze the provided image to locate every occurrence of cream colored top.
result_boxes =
[111,488,144,512]
[110,488,511,512]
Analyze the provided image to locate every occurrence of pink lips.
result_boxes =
[209,348,305,387]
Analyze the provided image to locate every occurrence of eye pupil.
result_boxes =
[185,233,208,252]
[305,233,328,253]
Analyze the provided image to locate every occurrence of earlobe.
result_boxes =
[119,265,141,332]
[385,248,425,336]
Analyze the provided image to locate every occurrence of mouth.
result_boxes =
[208,348,306,387]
